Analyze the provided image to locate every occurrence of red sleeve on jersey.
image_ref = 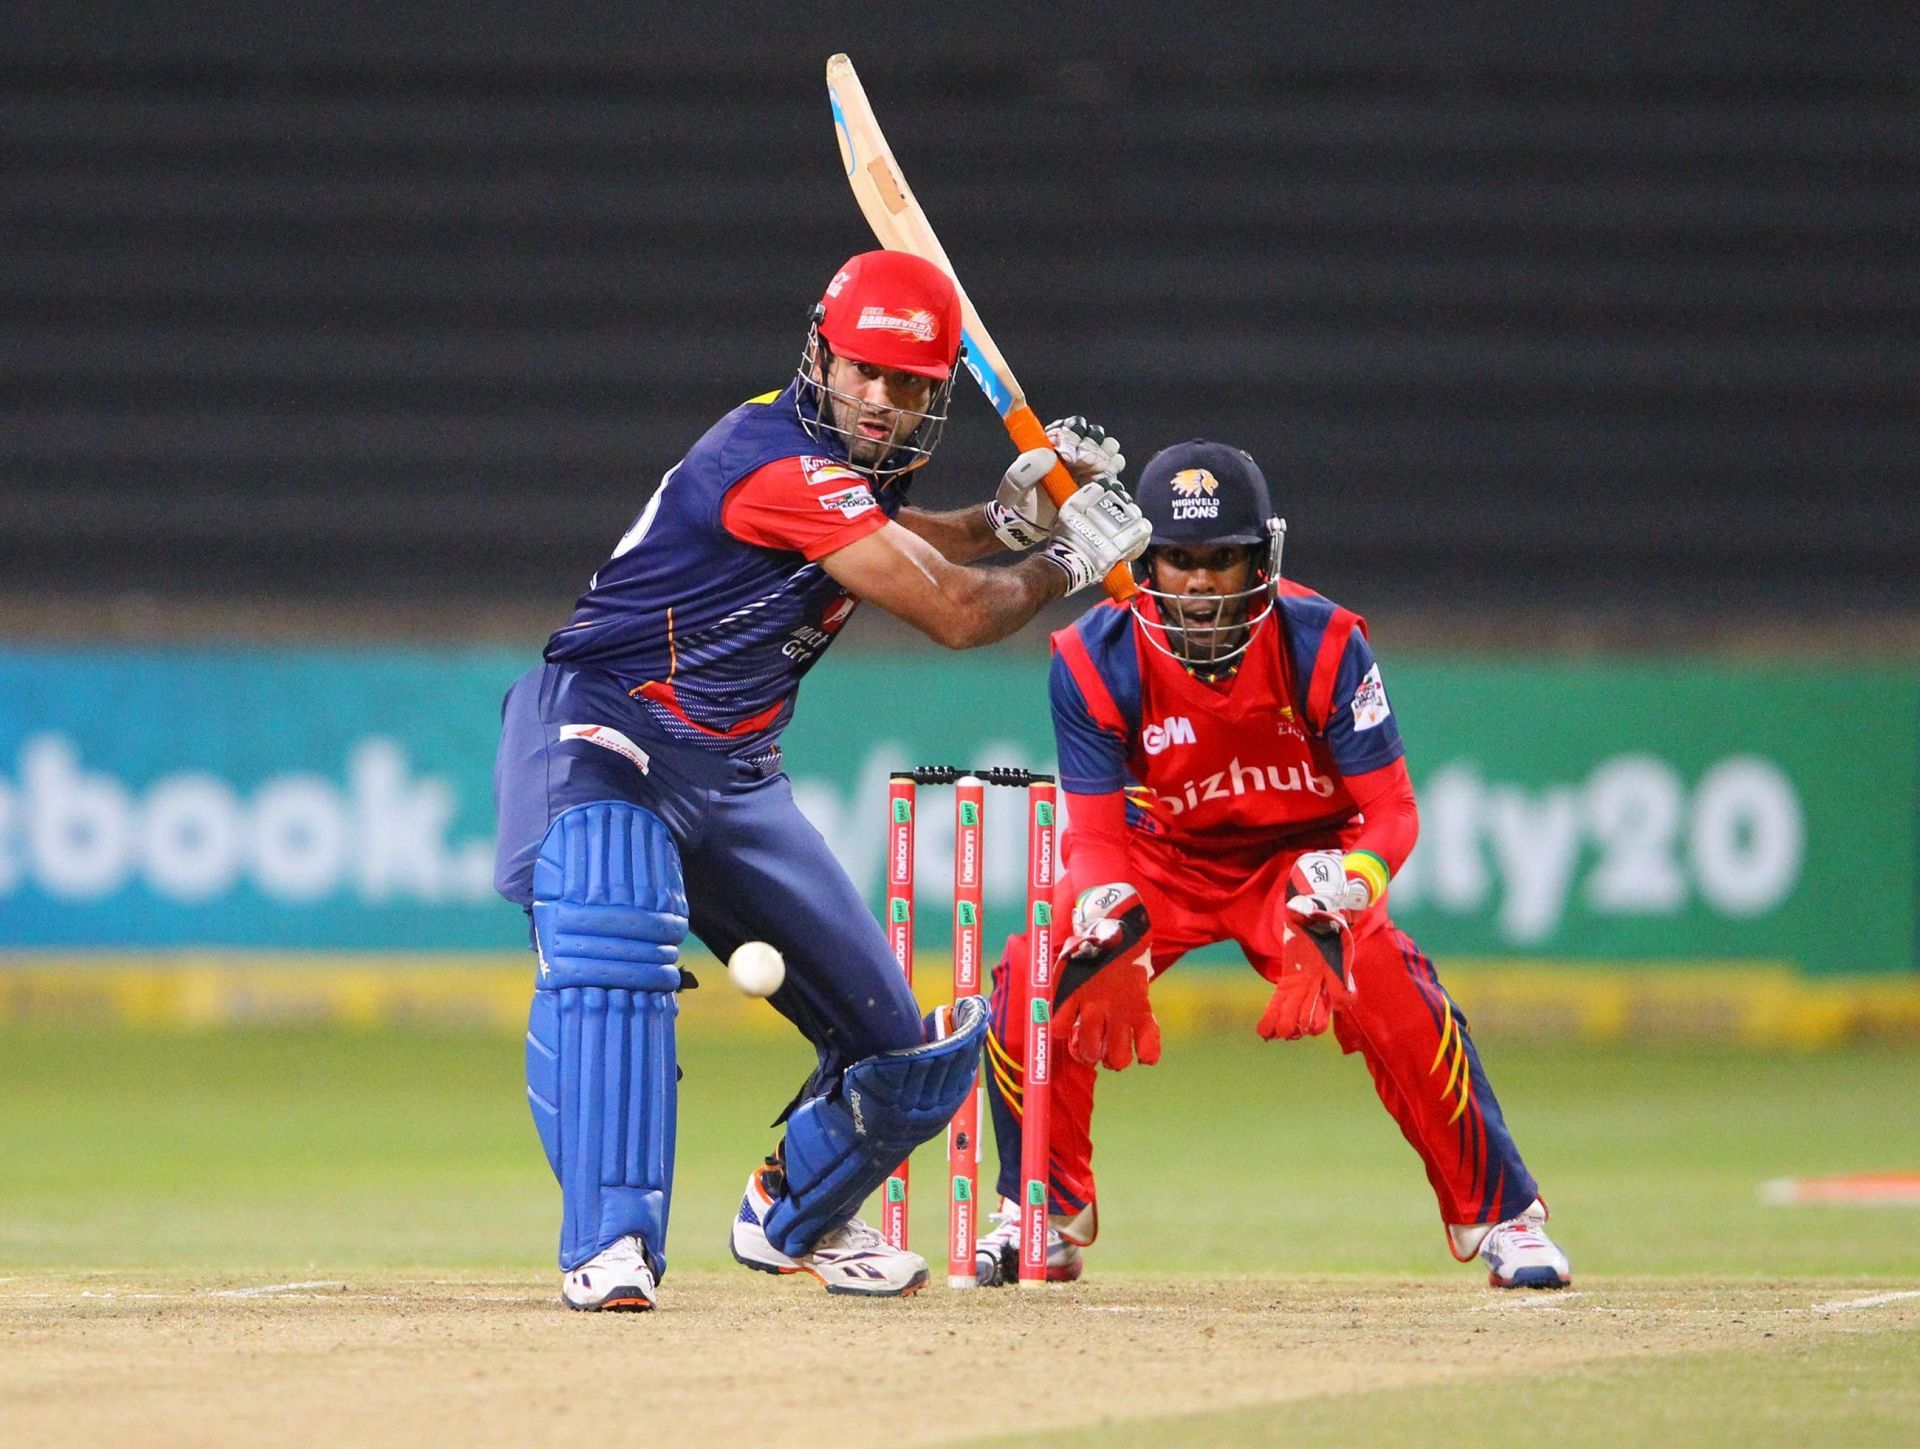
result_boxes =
[1306,605,1366,731]
[720,455,891,561]
[1052,625,1129,735]
[1064,788,1133,900]
[1342,756,1419,876]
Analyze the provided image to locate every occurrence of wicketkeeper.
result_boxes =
[977,440,1571,1289]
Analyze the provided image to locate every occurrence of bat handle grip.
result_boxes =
[1004,406,1138,602]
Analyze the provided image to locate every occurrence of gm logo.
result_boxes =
[1143,715,1197,755]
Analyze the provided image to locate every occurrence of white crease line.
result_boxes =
[207,1281,349,1299]
[1471,1292,1584,1312]
[1810,1290,1920,1313]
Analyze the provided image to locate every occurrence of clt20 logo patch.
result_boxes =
[1351,664,1391,732]
[817,485,877,516]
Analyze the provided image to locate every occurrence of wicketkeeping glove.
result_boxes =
[1283,850,1375,938]
[1259,848,1367,1044]
[1259,851,1374,1042]
[1052,882,1160,1070]
[1256,958,1335,1041]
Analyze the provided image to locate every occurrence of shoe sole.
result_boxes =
[1488,1267,1571,1290]
[730,1235,928,1297]
[562,1286,655,1312]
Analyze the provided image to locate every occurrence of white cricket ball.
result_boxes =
[726,941,786,998]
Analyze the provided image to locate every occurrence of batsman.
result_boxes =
[977,440,1571,1290]
[492,250,1149,1310]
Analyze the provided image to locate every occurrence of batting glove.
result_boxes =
[1053,882,1160,1070]
[987,420,1128,552]
[1037,480,1153,594]
[1045,416,1127,485]
[987,448,1056,549]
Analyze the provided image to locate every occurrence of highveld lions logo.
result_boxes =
[1168,468,1221,522]
[856,306,939,342]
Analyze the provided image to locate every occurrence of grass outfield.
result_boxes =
[2,1021,1919,1276]
[3,1023,1917,1447]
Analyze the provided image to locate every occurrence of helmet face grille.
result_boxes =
[1130,514,1288,674]
[1132,574,1276,671]
[795,325,954,482]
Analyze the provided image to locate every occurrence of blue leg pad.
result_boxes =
[524,802,689,1274]
[762,995,989,1256]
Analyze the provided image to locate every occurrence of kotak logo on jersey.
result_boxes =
[1142,715,1196,755]
[1351,664,1391,731]
[1168,469,1221,522]
[801,456,863,488]
[855,306,940,342]
[817,485,877,516]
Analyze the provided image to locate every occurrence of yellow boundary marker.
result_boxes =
[1,952,1917,1046]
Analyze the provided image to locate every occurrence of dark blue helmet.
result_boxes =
[1130,439,1288,674]
[1134,440,1276,549]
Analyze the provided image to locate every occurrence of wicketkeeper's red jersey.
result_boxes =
[1049,583,1403,880]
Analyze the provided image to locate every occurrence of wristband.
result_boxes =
[1344,849,1390,909]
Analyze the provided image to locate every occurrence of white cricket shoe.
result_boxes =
[729,1163,929,1297]
[1476,1200,1572,1289]
[974,1196,1084,1286]
[560,1234,658,1312]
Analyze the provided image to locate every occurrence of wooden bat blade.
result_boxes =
[826,54,1135,600]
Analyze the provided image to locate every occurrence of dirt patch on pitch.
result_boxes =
[1,1272,1913,1448]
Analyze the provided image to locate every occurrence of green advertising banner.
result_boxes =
[782,655,1918,974]
[0,647,1913,971]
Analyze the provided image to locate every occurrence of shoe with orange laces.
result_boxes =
[1472,1200,1572,1289]
[729,1159,929,1296]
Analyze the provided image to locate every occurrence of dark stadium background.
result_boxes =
[4,1,1914,643]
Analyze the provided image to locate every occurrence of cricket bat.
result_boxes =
[826,53,1137,602]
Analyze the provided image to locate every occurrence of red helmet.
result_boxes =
[816,251,962,379]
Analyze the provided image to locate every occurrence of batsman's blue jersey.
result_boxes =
[544,381,902,762]
[495,380,927,1075]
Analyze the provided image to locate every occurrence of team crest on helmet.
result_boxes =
[1168,468,1223,521]
[856,306,939,342]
